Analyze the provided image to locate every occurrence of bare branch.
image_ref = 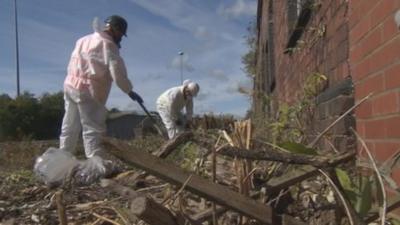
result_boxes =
[351,127,387,225]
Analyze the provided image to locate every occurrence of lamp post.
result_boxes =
[14,0,20,97]
[178,51,184,84]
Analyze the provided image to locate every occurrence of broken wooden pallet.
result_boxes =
[106,138,275,224]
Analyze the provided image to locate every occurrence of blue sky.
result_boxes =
[0,0,256,117]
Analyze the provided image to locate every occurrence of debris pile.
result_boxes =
[0,120,394,225]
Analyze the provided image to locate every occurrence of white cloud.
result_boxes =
[218,0,257,18]
[194,26,211,40]
[209,69,229,81]
[129,0,240,41]
[169,54,194,72]
[225,78,252,95]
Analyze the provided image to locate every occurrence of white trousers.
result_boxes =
[59,86,107,158]
[156,104,184,139]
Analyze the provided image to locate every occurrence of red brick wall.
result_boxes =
[272,0,350,104]
[253,0,270,116]
[256,0,400,157]
[255,0,354,152]
[350,0,400,184]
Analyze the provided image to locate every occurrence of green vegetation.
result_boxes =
[241,19,257,79]
[254,72,327,144]
[0,91,64,141]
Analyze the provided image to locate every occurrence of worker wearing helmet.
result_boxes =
[156,80,200,139]
[60,15,143,158]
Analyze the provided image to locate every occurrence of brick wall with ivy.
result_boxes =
[254,0,354,152]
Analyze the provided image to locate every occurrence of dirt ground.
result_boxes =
[0,135,386,225]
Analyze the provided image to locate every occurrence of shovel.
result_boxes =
[128,94,167,139]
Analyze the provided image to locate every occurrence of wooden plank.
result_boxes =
[265,151,356,192]
[154,131,193,158]
[130,196,182,225]
[106,139,274,224]
[191,192,260,224]
[266,165,318,193]
[100,179,181,225]
[217,145,356,168]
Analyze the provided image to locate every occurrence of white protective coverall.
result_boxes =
[156,81,195,139]
[60,31,132,158]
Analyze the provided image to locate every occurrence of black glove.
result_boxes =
[128,91,143,104]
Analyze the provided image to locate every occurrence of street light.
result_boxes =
[178,51,184,84]
[14,0,20,97]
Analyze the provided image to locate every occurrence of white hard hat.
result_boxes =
[187,82,200,97]
[183,79,192,86]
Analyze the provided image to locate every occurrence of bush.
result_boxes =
[0,91,64,141]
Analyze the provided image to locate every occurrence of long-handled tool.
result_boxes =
[128,94,167,139]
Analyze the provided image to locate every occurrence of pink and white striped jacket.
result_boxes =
[64,31,133,105]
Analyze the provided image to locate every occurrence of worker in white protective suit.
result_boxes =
[59,15,143,158]
[156,80,200,139]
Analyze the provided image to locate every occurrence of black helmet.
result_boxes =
[105,15,128,36]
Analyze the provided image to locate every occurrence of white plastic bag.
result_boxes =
[34,148,120,187]
[34,147,79,187]
[74,156,114,186]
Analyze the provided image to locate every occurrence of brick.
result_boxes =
[370,0,397,29]
[349,0,363,10]
[369,39,400,74]
[355,73,384,100]
[371,91,399,116]
[364,118,386,139]
[383,17,399,43]
[350,16,371,45]
[356,120,366,137]
[334,23,349,47]
[327,95,355,116]
[361,26,383,58]
[334,115,354,134]
[349,4,361,29]
[316,102,329,120]
[358,140,375,156]
[385,62,400,90]
[352,57,371,81]
[341,62,351,78]
[373,141,400,162]
[335,41,349,67]
[350,42,364,64]
[333,4,348,33]
[351,0,379,26]
[349,0,374,29]
[316,116,352,135]
[386,115,400,138]
[354,99,372,118]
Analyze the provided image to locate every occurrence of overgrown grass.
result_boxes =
[0,140,58,172]
[126,134,165,153]
[167,141,200,172]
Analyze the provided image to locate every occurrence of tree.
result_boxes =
[241,18,257,79]
[0,91,64,141]
[37,92,64,139]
